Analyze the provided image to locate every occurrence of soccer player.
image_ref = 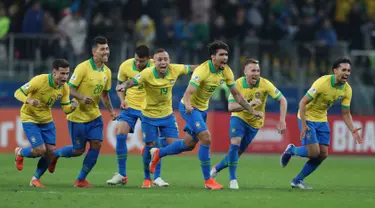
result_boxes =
[280,57,363,189]
[116,48,195,188]
[14,59,77,187]
[209,59,287,189]
[49,36,117,188]
[106,45,169,187]
[148,40,263,190]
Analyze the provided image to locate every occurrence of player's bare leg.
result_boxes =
[15,144,47,171]
[30,144,54,188]
[107,121,130,185]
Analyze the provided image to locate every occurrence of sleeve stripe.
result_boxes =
[227,83,235,87]
[306,92,313,100]
[131,78,139,85]
[187,65,191,74]
[189,82,198,88]
[68,82,77,88]
[341,104,350,108]
[19,88,27,96]
[274,93,282,100]
[228,99,236,103]
[60,101,71,105]
[103,89,111,92]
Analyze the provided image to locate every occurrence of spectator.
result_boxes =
[315,19,337,75]
[135,15,156,50]
[0,5,10,40]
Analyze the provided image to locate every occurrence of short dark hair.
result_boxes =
[135,45,151,57]
[208,40,229,56]
[92,36,108,48]
[154,48,166,55]
[332,57,351,73]
[53,59,69,70]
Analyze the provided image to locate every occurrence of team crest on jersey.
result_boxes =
[104,76,107,83]
[135,74,141,80]
[71,74,77,81]
[255,92,260,98]
[309,87,316,94]
[170,80,175,84]
[192,75,199,82]
[195,122,201,129]
[56,94,62,100]
[23,83,31,89]
[220,79,224,85]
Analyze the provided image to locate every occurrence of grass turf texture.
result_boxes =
[0,153,374,208]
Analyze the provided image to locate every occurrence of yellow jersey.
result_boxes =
[67,58,112,123]
[298,74,352,122]
[132,64,191,118]
[228,77,282,129]
[14,74,73,124]
[184,60,235,111]
[117,58,154,110]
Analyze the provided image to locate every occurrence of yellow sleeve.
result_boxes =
[170,64,191,75]
[60,84,73,114]
[104,69,112,92]
[306,78,324,100]
[265,79,282,99]
[224,68,236,87]
[117,64,127,82]
[189,67,207,88]
[68,66,85,88]
[14,76,41,103]
[341,85,352,108]
[131,68,150,86]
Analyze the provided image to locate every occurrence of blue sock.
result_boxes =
[294,158,322,181]
[33,157,51,179]
[292,146,309,157]
[228,144,240,180]
[20,147,37,158]
[143,145,153,180]
[54,146,75,158]
[77,149,100,180]
[159,140,189,157]
[154,138,168,179]
[215,155,229,172]
[199,144,211,180]
[156,137,168,148]
[116,134,128,177]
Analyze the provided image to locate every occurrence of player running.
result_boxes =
[49,36,117,188]
[210,59,287,189]
[116,48,195,188]
[280,57,363,189]
[148,40,263,190]
[106,45,169,187]
[14,59,77,188]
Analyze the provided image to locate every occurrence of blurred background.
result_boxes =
[1,0,375,115]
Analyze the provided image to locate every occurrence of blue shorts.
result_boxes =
[22,122,56,148]
[117,107,142,133]
[141,114,179,143]
[298,119,330,146]
[229,116,259,153]
[68,116,104,149]
[178,102,208,142]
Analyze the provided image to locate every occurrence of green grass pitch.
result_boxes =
[0,153,374,208]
